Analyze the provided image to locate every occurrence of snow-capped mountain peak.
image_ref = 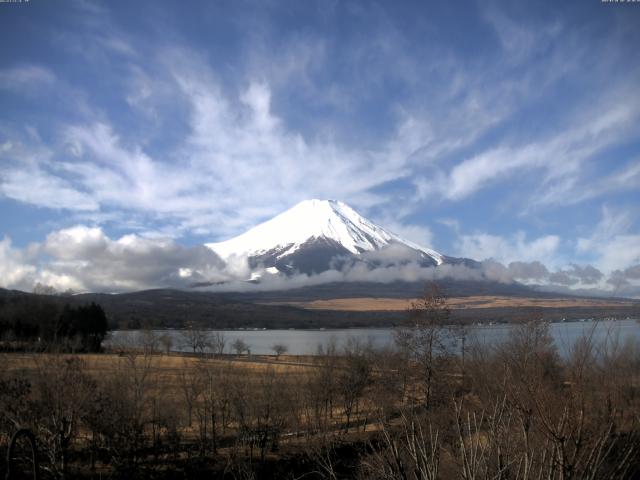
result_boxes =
[206,200,443,273]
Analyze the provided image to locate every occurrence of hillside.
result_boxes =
[3,283,638,331]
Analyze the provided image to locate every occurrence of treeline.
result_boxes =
[0,294,108,352]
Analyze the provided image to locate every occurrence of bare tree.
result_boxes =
[180,323,211,354]
[210,331,226,356]
[394,283,451,409]
[360,412,440,480]
[338,338,372,433]
[159,333,173,355]
[271,343,288,360]
[310,338,340,433]
[178,361,201,428]
[138,329,159,355]
[31,356,97,479]
[232,338,249,356]
[194,361,228,454]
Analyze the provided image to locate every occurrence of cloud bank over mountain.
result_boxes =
[1,224,638,298]
[0,226,230,293]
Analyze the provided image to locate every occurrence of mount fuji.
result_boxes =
[206,199,465,276]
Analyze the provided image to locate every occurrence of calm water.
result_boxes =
[108,319,640,357]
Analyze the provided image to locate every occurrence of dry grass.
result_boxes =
[268,295,638,311]
[0,352,315,394]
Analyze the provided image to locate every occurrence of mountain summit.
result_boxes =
[206,199,444,274]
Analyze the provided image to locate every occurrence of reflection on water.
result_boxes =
[108,319,640,357]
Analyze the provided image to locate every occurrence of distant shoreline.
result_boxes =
[109,316,639,332]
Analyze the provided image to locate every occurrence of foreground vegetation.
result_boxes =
[1,288,639,479]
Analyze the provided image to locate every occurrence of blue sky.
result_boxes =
[0,0,639,294]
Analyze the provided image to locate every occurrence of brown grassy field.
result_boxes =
[0,351,372,449]
[1,351,315,379]
[269,295,639,311]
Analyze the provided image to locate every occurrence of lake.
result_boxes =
[108,318,640,357]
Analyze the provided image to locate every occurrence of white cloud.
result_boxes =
[417,89,640,204]
[44,225,109,260]
[581,234,640,275]
[1,167,98,211]
[454,231,561,266]
[0,49,423,240]
[0,65,56,93]
[0,224,630,296]
[576,206,640,273]
[240,81,278,131]
[0,237,37,290]
[541,160,640,207]
[0,5,592,242]
[0,226,241,293]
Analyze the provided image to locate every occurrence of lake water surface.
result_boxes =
[108,319,640,357]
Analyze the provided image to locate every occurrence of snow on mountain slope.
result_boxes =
[206,199,443,267]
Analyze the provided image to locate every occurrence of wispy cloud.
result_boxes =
[577,206,640,273]
[0,65,56,93]
[453,231,561,266]
[416,89,640,205]
[0,46,425,239]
